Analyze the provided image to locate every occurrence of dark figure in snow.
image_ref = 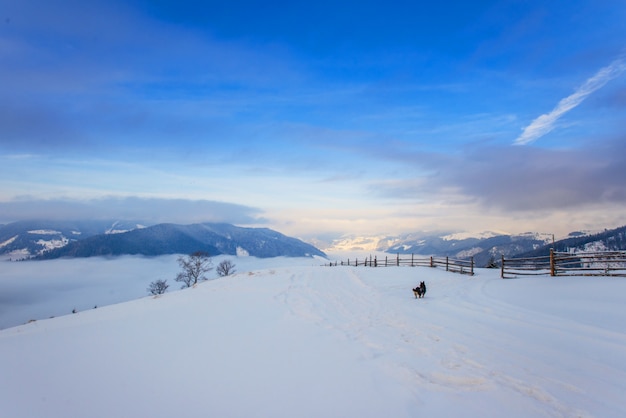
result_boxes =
[413,281,427,299]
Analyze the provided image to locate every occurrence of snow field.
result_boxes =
[1,259,626,417]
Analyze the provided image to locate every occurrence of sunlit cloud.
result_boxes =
[514,55,626,145]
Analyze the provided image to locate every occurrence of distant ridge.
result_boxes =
[0,220,146,260]
[323,225,626,267]
[0,221,326,259]
[384,232,553,267]
[513,225,626,258]
[4,220,625,264]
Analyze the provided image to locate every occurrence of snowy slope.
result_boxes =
[1,260,626,417]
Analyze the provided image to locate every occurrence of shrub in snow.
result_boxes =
[148,279,169,295]
[216,259,236,277]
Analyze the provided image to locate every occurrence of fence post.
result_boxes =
[411,254,414,267]
[430,256,434,268]
[550,248,555,276]
[397,253,400,266]
[501,255,505,278]
[446,256,449,271]
[374,256,377,267]
[385,256,388,267]
[470,257,474,275]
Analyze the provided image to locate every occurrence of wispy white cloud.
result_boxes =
[514,55,626,145]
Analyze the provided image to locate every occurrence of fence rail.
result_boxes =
[501,249,626,278]
[325,254,474,276]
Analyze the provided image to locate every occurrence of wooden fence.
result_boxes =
[326,254,474,276]
[501,249,626,278]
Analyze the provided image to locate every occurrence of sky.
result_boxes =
[1,0,626,241]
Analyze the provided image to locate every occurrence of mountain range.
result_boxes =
[323,225,626,267]
[3,220,625,265]
[513,225,626,258]
[0,221,326,260]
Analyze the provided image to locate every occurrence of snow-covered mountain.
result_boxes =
[515,225,626,258]
[0,221,326,259]
[0,220,146,260]
[323,227,626,267]
[323,231,553,262]
[386,232,556,267]
[322,235,393,252]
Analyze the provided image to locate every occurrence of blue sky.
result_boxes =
[1,0,626,240]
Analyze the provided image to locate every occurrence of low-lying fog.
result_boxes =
[0,255,325,330]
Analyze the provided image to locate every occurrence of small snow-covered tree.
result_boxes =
[175,251,213,288]
[148,279,169,295]
[216,259,236,277]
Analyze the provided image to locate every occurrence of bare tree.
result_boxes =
[216,259,236,277]
[148,279,169,295]
[175,251,213,288]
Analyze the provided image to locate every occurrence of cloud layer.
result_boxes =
[0,197,265,226]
